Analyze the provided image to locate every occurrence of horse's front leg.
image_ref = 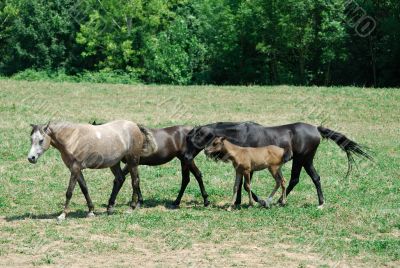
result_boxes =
[77,172,95,217]
[58,169,79,221]
[228,171,243,211]
[243,171,254,207]
[126,158,141,211]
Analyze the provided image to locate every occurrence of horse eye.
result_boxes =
[39,139,44,145]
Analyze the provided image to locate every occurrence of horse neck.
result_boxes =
[221,140,238,161]
[48,123,74,151]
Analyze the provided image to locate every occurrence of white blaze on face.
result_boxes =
[28,130,45,163]
[96,131,102,139]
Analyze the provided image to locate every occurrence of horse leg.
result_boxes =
[188,161,210,207]
[126,157,140,210]
[58,169,79,221]
[136,173,144,206]
[277,170,287,206]
[172,162,191,208]
[280,157,303,204]
[107,163,126,214]
[242,171,262,205]
[77,172,95,217]
[264,167,281,208]
[228,171,243,211]
[234,176,243,205]
[130,165,142,209]
[303,160,324,208]
[243,171,254,207]
[121,164,129,177]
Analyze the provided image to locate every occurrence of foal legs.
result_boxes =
[277,170,287,206]
[243,171,254,206]
[239,171,263,206]
[264,167,282,208]
[77,172,95,217]
[228,171,243,211]
[58,168,79,221]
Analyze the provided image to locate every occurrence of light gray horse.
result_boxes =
[28,120,157,221]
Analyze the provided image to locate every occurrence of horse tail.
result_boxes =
[317,126,373,177]
[138,124,158,157]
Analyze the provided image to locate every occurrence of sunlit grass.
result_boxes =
[0,80,399,266]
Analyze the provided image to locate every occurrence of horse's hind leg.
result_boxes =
[189,161,210,207]
[58,169,79,221]
[277,170,287,206]
[264,167,281,208]
[303,160,324,208]
[77,172,95,217]
[107,163,126,214]
[281,157,303,204]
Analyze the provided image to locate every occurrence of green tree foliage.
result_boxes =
[0,0,398,86]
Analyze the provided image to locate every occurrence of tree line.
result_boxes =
[0,0,399,86]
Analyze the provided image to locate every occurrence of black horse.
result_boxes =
[92,122,210,209]
[182,121,372,207]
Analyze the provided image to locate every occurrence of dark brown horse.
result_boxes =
[183,122,372,208]
[96,123,209,209]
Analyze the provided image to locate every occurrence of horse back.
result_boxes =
[215,122,320,156]
[139,125,192,165]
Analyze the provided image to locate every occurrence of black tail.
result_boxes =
[317,126,373,177]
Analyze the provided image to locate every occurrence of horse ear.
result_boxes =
[30,124,36,128]
[43,121,50,133]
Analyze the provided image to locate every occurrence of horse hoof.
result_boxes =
[168,203,180,209]
[107,208,114,215]
[317,204,324,210]
[57,213,66,222]
[264,198,273,208]
[87,212,95,218]
[258,200,267,207]
[204,200,210,207]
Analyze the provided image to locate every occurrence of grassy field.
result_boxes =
[0,80,399,267]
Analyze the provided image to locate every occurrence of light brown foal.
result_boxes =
[204,137,290,210]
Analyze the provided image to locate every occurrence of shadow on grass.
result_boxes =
[98,198,181,210]
[5,210,90,222]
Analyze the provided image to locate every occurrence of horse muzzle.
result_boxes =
[28,156,38,164]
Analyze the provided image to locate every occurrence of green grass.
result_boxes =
[0,80,399,266]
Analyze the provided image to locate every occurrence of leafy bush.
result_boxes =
[11,69,140,84]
